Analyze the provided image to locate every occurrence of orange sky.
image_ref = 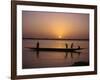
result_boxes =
[22,11,89,39]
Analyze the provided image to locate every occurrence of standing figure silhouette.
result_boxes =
[71,43,74,48]
[36,42,39,58]
[37,42,39,49]
[65,43,68,48]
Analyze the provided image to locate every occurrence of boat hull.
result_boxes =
[28,47,84,52]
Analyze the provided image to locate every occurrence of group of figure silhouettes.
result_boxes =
[36,41,80,49]
[65,43,80,49]
[36,42,81,58]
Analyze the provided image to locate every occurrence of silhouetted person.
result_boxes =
[78,45,80,49]
[65,43,68,59]
[65,43,68,48]
[37,42,39,49]
[36,42,39,58]
[71,43,74,48]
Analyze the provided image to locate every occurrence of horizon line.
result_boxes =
[23,38,89,41]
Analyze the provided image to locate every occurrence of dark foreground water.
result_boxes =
[22,40,89,69]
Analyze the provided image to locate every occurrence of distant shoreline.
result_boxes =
[23,38,89,41]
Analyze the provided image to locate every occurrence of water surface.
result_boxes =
[22,40,89,69]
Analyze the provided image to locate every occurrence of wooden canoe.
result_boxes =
[27,47,84,52]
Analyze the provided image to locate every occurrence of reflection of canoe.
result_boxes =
[27,47,84,52]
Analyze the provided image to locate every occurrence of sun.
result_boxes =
[58,35,62,39]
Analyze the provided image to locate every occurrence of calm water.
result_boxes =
[22,40,89,69]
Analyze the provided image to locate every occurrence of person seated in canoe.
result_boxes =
[71,43,74,48]
[78,45,80,49]
[65,43,68,48]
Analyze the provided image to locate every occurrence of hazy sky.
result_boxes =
[22,11,89,39]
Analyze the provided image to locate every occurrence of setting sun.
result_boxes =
[58,36,62,39]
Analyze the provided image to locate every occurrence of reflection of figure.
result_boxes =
[71,43,74,48]
[65,52,68,59]
[70,52,73,58]
[64,51,81,59]
[36,50,39,58]
[65,43,68,48]
[70,51,81,59]
[77,52,81,58]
